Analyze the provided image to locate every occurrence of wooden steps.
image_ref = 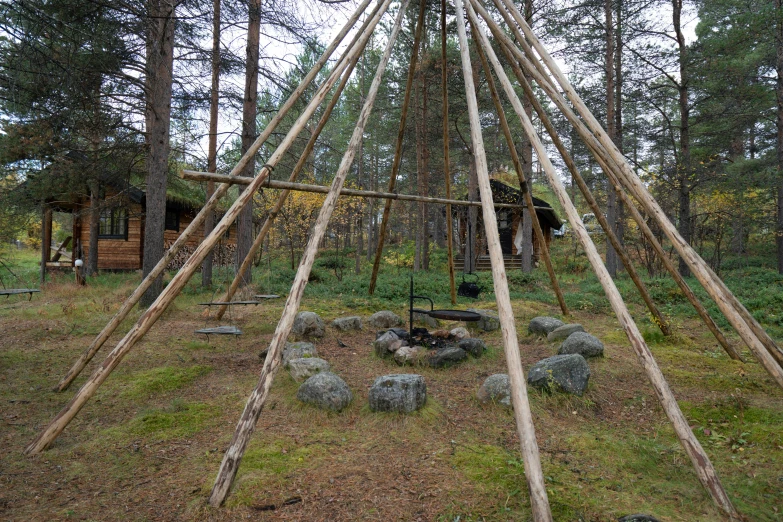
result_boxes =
[454,255,523,271]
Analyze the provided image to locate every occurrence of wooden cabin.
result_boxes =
[455,179,562,270]
[43,179,237,272]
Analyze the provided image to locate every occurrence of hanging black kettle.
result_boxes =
[457,272,482,299]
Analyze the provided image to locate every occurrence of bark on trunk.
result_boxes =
[605,0,618,278]
[141,0,176,307]
[777,0,783,273]
[236,0,261,288]
[521,0,534,273]
[674,0,691,278]
[86,183,100,277]
[203,0,220,288]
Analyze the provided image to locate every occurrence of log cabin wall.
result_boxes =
[77,201,144,270]
[75,194,238,271]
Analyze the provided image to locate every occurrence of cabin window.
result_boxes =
[98,208,128,239]
[165,209,179,232]
[498,211,509,229]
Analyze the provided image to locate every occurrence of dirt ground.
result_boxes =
[1,279,782,521]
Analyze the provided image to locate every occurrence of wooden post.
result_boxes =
[368,0,426,295]
[442,0,456,305]
[180,172,530,210]
[495,0,783,375]
[455,1,553,519]
[25,0,386,454]
[466,4,741,518]
[208,0,409,505]
[52,0,376,393]
[472,22,569,317]
[214,41,366,320]
[478,0,757,366]
[492,33,672,334]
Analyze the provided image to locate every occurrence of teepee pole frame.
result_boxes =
[455,0,553,519]
[52,0,376,393]
[467,3,741,518]
[368,0,426,295]
[471,22,568,317]
[481,0,772,373]
[483,0,738,357]
[25,0,390,456]
[213,2,386,321]
[208,0,410,505]
[495,0,783,373]
[491,30,672,336]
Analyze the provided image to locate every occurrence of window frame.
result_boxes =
[165,208,179,232]
[98,207,129,240]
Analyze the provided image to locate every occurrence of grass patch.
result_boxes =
[227,439,326,507]
[116,365,212,399]
[109,400,217,441]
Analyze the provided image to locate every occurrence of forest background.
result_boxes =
[1,0,783,300]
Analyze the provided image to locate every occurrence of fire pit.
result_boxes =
[409,275,480,340]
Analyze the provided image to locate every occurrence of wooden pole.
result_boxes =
[52,0,377,393]
[208,1,410,505]
[466,5,741,518]
[477,0,755,365]
[368,0,426,295]
[471,22,569,317]
[455,1,553,519]
[492,32,672,335]
[180,171,533,210]
[442,0,456,305]
[495,0,783,374]
[214,43,365,321]
[25,0,387,455]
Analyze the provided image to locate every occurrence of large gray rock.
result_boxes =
[296,372,352,411]
[546,323,585,342]
[331,316,362,331]
[450,327,470,340]
[292,311,325,339]
[558,332,604,358]
[377,328,410,341]
[373,331,406,357]
[412,310,439,328]
[368,311,402,329]
[369,374,427,413]
[394,345,425,366]
[527,354,590,396]
[528,316,565,336]
[458,338,486,357]
[288,357,330,382]
[477,374,511,407]
[428,346,467,368]
[282,342,317,368]
[468,309,500,331]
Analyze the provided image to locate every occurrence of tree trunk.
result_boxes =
[467,160,479,273]
[86,182,100,276]
[141,0,176,307]
[520,0,534,272]
[777,0,783,273]
[236,0,261,288]
[203,0,220,288]
[674,0,691,277]
[614,0,625,271]
[605,0,618,278]
[422,58,431,271]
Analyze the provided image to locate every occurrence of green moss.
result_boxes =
[117,365,212,399]
[227,440,325,507]
[110,401,216,440]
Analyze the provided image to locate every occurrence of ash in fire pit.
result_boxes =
[410,327,458,350]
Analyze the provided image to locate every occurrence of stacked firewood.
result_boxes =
[165,242,237,270]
